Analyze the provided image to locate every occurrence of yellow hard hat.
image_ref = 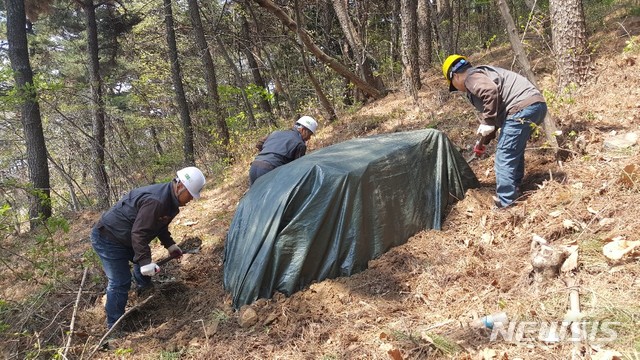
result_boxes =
[442,54,470,91]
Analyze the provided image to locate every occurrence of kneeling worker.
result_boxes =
[249,116,318,186]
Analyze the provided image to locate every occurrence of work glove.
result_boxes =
[140,263,160,276]
[473,141,486,156]
[476,124,496,137]
[168,244,183,258]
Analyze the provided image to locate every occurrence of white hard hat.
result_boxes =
[296,116,318,134]
[176,166,206,199]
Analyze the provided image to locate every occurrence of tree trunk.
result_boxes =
[240,13,276,125]
[266,54,295,119]
[496,0,537,84]
[497,0,560,153]
[331,0,386,97]
[150,126,163,156]
[400,0,420,103]
[295,0,337,122]
[253,0,385,100]
[186,0,231,149]
[82,0,110,209]
[390,0,401,64]
[417,0,433,69]
[163,0,195,166]
[436,0,454,54]
[47,153,83,211]
[6,0,52,227]
[549,0,591,88]
[215,36,257,128]
[244,1,293,119]
[300,49,337,122]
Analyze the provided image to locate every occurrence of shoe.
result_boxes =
[135,283,155,297]
[101,328,125,350]
[492,195,515,210]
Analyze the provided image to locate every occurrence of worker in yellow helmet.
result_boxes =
[442,55,547,209]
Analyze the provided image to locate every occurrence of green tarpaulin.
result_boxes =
[224,129,479,308]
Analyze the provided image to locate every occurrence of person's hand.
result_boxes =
[141,263,160,276]
[473,141,486,156]
[168,244,182,258]
[476,124,495,137]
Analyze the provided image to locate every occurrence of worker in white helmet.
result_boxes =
[249,116,318,186]
[90,166,205,330]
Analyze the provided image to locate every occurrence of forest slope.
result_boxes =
[2,9,640,360]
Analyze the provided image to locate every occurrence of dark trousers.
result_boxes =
[249,161,276,186]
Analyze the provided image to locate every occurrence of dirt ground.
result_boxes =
[2,9,640,360]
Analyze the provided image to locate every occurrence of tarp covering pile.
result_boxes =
[224,129,479,308]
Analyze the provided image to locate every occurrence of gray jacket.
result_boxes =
[464,65,545,129]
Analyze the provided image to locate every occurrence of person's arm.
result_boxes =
[157,227,175,248]
[466,72,499,127]
[131,199,171,266]
[481,132,496,145]
[292,143,307,159]
[255,135,269,151]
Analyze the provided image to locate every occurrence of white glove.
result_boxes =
[140,263,160,276]
[168,244,183,258]
[476,124,496,137]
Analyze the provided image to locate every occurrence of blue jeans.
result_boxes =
[494,102,547,207]
[91,226,151,328]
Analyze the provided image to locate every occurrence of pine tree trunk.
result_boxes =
[400,0,420,103]
[390,0,401,64]
[240,13,275,125]
[549,0,591,88]
[496,0,537,84]
[83,0,110,209]
[6,0,52,227]
[215,36,257,128]
[163,0,195,166]
[436,0,454,55]
[418,0,433,69]
[186,0,231,148]
[244,1,294,119]
[295,0,337,122]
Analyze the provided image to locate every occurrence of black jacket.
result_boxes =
[254,128,306,167]
[97,181,179,266]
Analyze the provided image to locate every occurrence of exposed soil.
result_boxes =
[2,10,640,360]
